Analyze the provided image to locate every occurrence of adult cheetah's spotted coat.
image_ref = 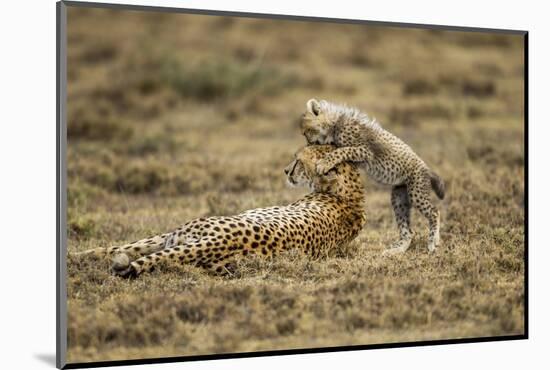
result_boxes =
[76,145,366,277]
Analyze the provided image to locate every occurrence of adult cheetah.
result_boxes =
[300,98,445,254]
[75,145,366,277]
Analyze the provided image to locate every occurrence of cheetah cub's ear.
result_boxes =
[306,98,321,116]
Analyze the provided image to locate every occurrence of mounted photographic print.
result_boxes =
[56,1,527,368]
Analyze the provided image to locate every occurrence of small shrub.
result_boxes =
[349,49,377,67]
[467,106,485,119]
[462,79,496,98]
[68,214,96,240]
[160,57,296,101]
[276,319,296,335]
[389,103,454,126]
[455,33,513,48]
[176,302,208,323]
[68,109,134,141]
[402,79,439,96]
[116,162,170,194]
[67,180,106,208]
[125,133,178,156]
[71,160,117,191]
[78,42,118,64]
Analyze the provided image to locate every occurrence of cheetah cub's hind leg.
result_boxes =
[383,185,414,256]
[408,171,441,253]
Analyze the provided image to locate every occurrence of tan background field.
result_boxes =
[65,6,525,363]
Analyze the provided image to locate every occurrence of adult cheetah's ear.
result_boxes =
[306,98,321,116]
[311,169,338,192]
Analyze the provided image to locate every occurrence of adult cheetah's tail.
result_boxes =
[429,171,445,199]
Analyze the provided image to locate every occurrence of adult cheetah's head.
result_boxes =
[300,99,335,145]
[284,145,339,191]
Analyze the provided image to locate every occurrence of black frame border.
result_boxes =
[56,1,529,369]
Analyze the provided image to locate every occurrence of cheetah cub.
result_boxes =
[300,98,445,254]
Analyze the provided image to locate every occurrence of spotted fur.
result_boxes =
[301,98,445,253]
[75,145,366,277]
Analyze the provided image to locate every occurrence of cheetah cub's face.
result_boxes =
[300,98,334,145]
[285,145,337,191]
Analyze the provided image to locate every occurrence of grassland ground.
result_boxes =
[66,8,525,363]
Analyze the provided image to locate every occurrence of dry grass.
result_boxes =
[65,7,525,363]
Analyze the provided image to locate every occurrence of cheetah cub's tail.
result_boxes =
[429,170,445,200]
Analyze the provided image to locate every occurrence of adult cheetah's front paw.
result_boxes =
[113,264,139,279]
[111,254,139,279]
[315,158,335,175]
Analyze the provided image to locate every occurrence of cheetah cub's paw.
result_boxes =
[315,158,335,175]
[433,230,441,247]
[427,232,440,254]
[382,239,411,256]
[382,245,407,256]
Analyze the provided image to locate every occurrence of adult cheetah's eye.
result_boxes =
[285,160,299,176]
